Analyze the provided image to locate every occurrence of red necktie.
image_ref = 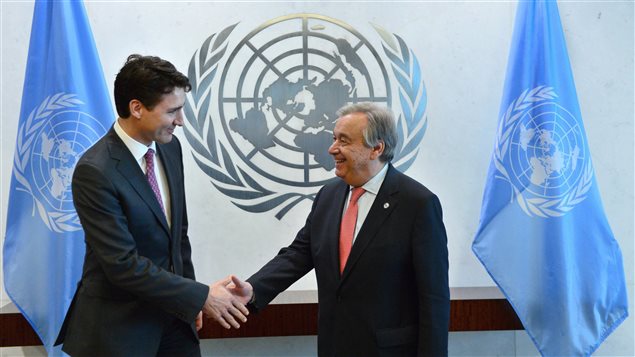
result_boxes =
[339,187,365,274]
[144,148,165,214]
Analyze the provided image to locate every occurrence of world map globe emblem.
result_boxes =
[185,14,427,217]
[507,102,586,199]
[218,14,391,187]
[31,110,106,212]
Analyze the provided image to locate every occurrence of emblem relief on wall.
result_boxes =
[185,14,427,219]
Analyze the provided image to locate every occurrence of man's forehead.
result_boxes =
[159,88,186,105]
[335,113,367,132]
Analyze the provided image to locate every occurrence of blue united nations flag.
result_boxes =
[472,1,628,356]
[2,0,112,354]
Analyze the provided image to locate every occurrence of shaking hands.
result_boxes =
[202,275,253,329]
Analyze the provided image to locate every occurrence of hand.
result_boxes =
[195,311,203,331]
[227,275,254,305]
[202,275,250,329]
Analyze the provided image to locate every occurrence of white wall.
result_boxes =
[1,1,632,356]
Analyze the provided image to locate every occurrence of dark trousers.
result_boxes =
[156,317,201,357]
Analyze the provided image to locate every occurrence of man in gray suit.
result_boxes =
[55,54,248,357]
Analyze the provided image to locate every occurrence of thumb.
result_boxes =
[218,275,232,287]
[230,275,246,288]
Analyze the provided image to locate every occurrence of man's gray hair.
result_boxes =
[336,102,397,162]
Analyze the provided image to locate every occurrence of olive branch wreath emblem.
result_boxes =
[13,93,84,232]
[493,85,593,218]
[184,22,427,219]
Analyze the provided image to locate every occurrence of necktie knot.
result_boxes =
[350,187,365,204]
[144,148,155,166]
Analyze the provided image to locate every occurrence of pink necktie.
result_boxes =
[339,187,365,274]
[144,148,165,214]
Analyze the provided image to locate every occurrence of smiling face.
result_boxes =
[127,87,186,145]
[328,112,385,187]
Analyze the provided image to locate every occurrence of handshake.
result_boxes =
[198,275,253,330]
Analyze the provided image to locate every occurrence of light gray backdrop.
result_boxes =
[1,1,632,356]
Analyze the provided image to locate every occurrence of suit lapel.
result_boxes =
[107,130,170,235]
[340,165,400,280]
[156,143,179,240]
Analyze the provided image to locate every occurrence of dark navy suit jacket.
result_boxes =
[247,165,450,357]
[55,128,208,356]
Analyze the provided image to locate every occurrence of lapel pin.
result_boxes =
[383,202,390,209]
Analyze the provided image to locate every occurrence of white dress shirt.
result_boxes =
[114,119,171,227]
[342,163,389,244]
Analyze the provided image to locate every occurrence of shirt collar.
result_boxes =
[114,118,157,161]
[355,163,389,196]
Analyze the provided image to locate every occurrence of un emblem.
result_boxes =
[14,93,108,232]
[185,14,427,219]
[494,86,593,218]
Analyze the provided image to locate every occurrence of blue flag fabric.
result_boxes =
[3,0,112,354]
[472,1,628,356]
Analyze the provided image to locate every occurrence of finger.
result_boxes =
[233,299,250,316]
[227,303,247,320]
[195,311,203,331]
[216,315,231,330]
[219,275,232,286]
[223,312,241,329]
[229,304,248,322]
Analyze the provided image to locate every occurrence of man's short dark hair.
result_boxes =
[336,102,398,162]
[114,54,191,118]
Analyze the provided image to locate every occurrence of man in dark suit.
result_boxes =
[55,55,248,357]
[230,103,450,356]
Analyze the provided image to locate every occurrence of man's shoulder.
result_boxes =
[388,166,437,201]
[78,133,112,164]
[76,129,129,174]
[320,178,347,196]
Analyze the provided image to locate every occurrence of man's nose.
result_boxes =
[174,110,184,126]
[328,140,338,154]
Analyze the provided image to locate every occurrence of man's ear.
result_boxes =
[370,140,385,160]
[129,99,143,119]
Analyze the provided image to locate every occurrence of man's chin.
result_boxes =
[157,134,174,144]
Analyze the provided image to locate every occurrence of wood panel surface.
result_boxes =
[0,299,522,347]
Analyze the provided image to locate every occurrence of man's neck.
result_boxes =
[117,117,150,146]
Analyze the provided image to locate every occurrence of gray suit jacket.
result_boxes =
[55,128,208,356]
